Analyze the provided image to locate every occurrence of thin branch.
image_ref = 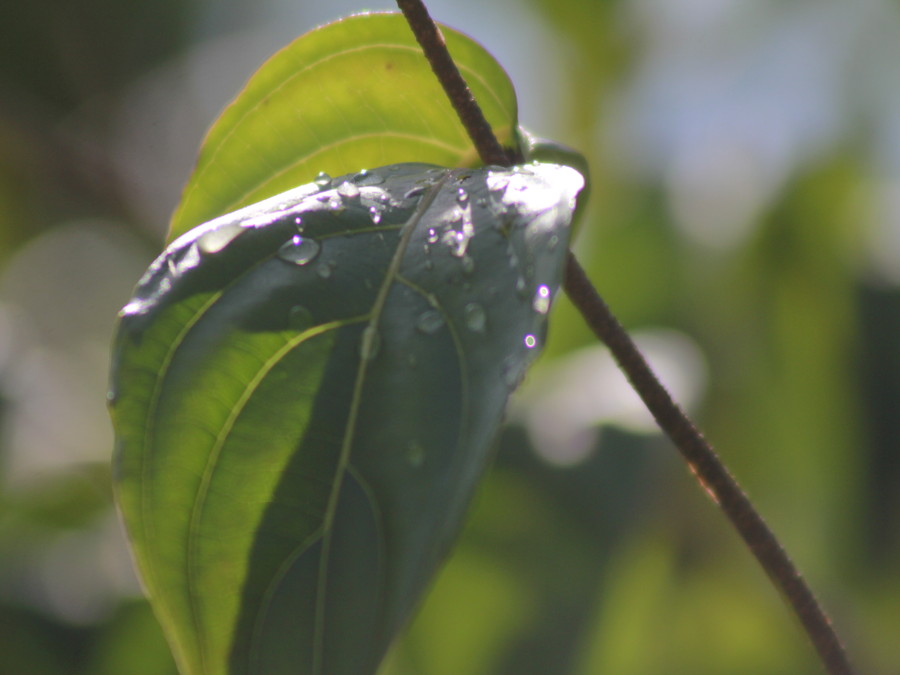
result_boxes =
[395,1,854,674]
[563,252,853,675]
[395,0,518,165]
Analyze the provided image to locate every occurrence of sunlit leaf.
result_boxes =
[168,12,521,242]
[112,162,583,674]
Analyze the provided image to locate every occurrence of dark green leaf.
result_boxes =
[111,162,583,674]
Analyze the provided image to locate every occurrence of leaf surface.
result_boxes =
[168,13,521,242]
[112,163,583,674]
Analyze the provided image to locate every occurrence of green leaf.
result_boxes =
[112,162,584,674]
[168,13,521,242]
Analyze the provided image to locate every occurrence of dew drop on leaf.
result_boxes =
[533,285,551,314]
[314,171,332,188]
[337,181,361,202]
[352,169,385,186]
[515,276,529,299]
[463,303,486,333]
[416,310,444,335]
[277,235,321,266]
[197,224,244,255]
[315,261,333,279]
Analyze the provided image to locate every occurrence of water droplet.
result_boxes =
[427,228,439,244]
[502,355,525,388]
[456,188,469,205]
[369,205,382,224]
[416,310,444,334]
[278,235,321,266]
[288,305,314,331]
[404,185,427,199]
[548,234,559,251]
[442,229,469,258]
[352,169,385,186]
[314,171,332,188]
[337,181,360,201]
[360,325,381,361]
[294,216,303,228]
[515,276,529,299]
[315,261,333,279]
[197,224,244,255]
[461,255,475,276]
[406,441,425,467]
[464,303,486,333]
[444,206,464,227]
[475,197,488,208]
[524,334,538,349]
[533,285,551,314]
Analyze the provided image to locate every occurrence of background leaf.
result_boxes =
[112,163,583,674]
[168,12,521,242]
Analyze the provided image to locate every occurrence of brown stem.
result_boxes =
[395,0,518,166]
[395,1,854,673]
[563,253,853,675]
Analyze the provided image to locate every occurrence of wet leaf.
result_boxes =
[168,13,521,242]
[111,162,584,674]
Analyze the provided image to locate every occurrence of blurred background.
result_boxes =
[0,0,898,672]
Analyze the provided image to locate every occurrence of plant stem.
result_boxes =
[395,0,518,166]
[396,1,854,673]
[563,252,853,674]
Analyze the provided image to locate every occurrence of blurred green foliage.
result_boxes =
[0,0,897,673]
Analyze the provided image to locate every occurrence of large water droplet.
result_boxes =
[360,325,381,361]
[337,181,360,201]
[369,205,382,224]
[463,303,486,333]
[406,441,425,467]
[456,188,469,205]
[314,171,332,188]
[288,305,314,331]
[278,235,321,266]
[416,310,444,335]
[533,285,551,314]
[197,224,244,255]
